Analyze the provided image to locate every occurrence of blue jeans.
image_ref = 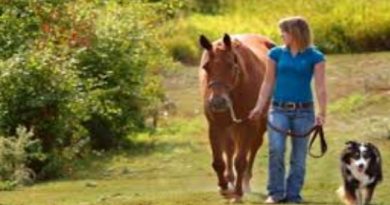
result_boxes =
[267,106,315,203]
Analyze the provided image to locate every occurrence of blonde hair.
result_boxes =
[279,16,312,51]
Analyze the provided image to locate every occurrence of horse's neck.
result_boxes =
[230,46,263,109]
[236,46,263,88]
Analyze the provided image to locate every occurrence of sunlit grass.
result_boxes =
[1,53,390,205]
[164,0,390,63]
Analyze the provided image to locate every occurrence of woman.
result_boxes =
[249,16,327,204]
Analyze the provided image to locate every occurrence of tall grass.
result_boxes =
[165,0,390,63]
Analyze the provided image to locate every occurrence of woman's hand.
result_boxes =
[315,114,326,125]
[248,105,263,121]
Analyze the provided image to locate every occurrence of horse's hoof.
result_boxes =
[229,196,243,204]
[220,188,235,198]
[227,182,235,191]
[243,184,251,193]
[226,175,235,184]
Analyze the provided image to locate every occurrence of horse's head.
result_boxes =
[199,33,242,113]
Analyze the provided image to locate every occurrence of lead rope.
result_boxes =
[226,97,243,123]
[267,121,327,158]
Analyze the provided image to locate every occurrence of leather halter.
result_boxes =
[207,56,241,92]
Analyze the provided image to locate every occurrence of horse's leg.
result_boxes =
[225,132,235,190]
[231,125,251,203]
[209,125,229,194]
[243,120,266,193]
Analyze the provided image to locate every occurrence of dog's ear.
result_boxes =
[341,145,352,163]
[345,140,358,148]
[341,141,358,164]
[367,142,383,181]
[367,142,381,163]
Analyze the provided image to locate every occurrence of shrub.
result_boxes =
[72,2,170,150]
[0,48,85,150]
[0,47,89,178]
[0,0,174,178]
[0,126,44,189]
[0,1,40,59]
[164,35,199,64]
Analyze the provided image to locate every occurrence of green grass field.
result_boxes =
[165,0,390,63]
[1,52,390,205]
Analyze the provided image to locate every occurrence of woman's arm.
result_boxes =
[314,61,327,124]
[248,57,276,120]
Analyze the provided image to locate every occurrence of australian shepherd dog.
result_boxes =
[337,141,383,205]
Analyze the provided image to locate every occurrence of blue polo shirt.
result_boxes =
[268,46,325,103]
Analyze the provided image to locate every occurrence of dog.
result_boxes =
[337,141,383,205]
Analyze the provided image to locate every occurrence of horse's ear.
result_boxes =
[265,41,276,49]
[223,33,232,50]
[199,35,212,51]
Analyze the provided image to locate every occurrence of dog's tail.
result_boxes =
[336,186,355,205]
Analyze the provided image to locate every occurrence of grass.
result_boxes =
[164,0,390,63]
[1,52,390,205]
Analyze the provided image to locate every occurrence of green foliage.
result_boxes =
[74,2,169,150]
[0,0,74,59]
[0,0,173,179]
[0,46,90,179]
[163,34,199,64]
[0,1,40,59]
[0,48,85,152]
[188,0,226,14]
[0,126,44,189]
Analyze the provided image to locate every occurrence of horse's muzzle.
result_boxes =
[209,96,229,112]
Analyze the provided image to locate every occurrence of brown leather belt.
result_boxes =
[272,101,313,110]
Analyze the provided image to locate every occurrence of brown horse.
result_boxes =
[199,34,274,202]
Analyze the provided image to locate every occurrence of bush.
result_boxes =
[0,0,174,179]
[0,1,75,59]
[164,35,199,64]
[0,1,40,60]
[0,48,86,152]
[0,126,44,189]
[0,46,89,179]
[74,2,169,150]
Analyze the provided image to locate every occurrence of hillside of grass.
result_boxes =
[1,51,389,205]
[165,0,390,63]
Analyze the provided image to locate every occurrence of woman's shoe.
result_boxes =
[264,196,277,204]
[264,196,286,204]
